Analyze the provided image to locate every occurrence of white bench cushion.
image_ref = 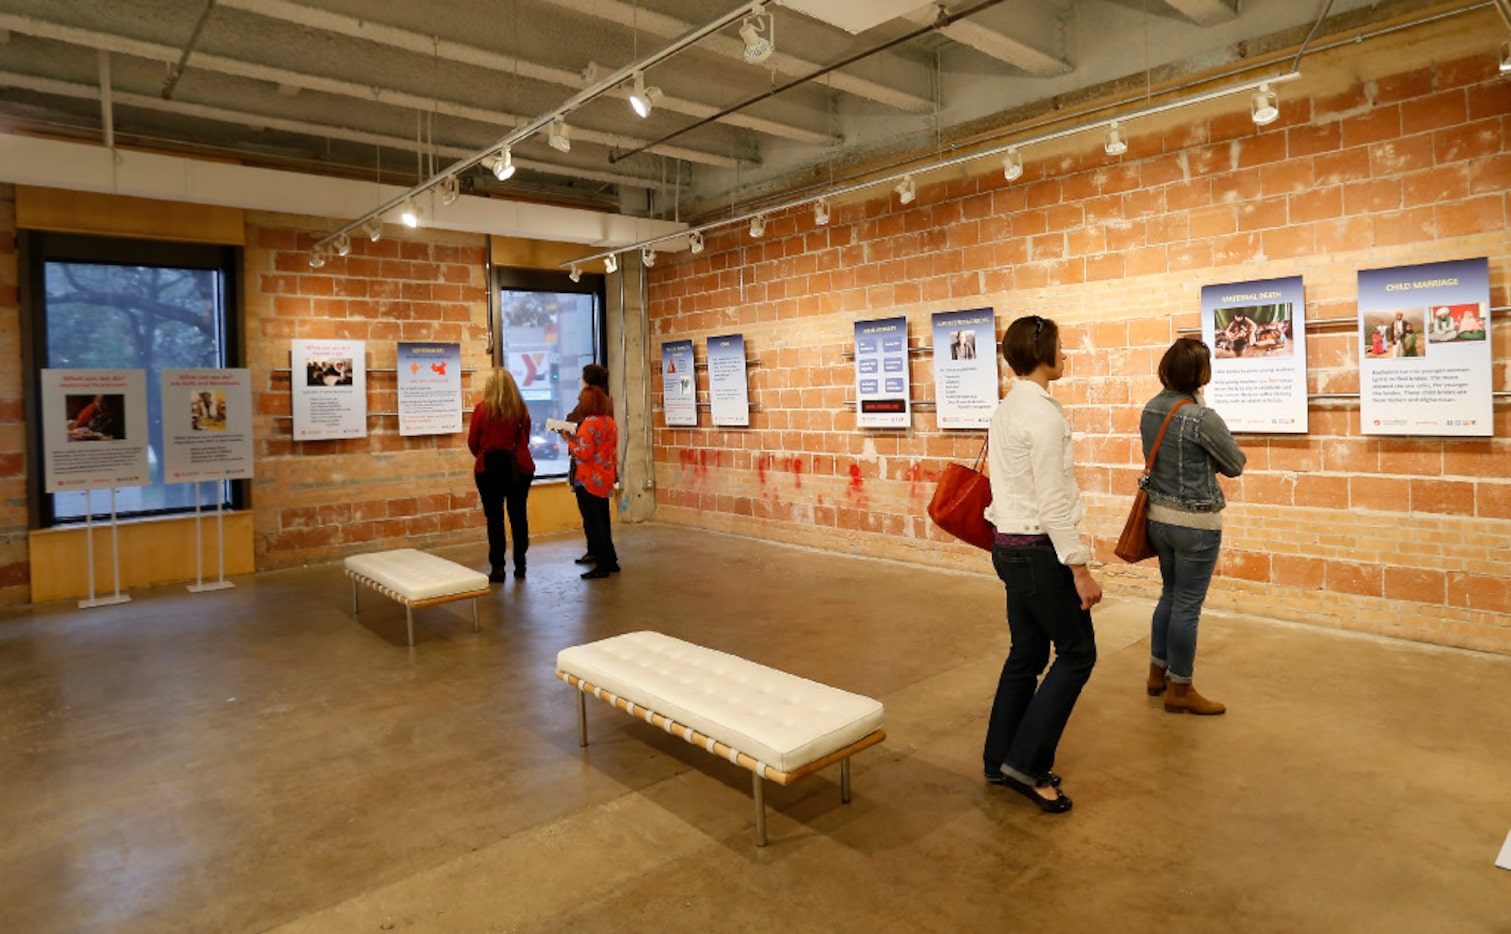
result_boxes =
[557,631,884,774]
[344,549,488,602]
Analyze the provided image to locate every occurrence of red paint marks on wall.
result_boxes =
[757,454,769,486]
[848,463,864,492]
[678,448,711,483]
[790,457,803,488]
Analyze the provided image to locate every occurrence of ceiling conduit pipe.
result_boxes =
[162,0,217,100]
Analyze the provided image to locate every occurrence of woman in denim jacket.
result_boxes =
[1139,339,1246,715]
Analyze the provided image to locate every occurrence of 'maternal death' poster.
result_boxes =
[1201,276,1308,433]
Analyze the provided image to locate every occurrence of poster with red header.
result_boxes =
[41,368,150,491]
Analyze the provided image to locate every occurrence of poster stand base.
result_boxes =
[187,581,235,594]
[79,594,132,608]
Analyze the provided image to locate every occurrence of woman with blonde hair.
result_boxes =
[467,368,535,582]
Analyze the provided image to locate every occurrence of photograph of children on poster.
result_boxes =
[397,342,463,437]
[1358,257,1491,437]
[661,339,697,427]
[854,316,910,428]
[1200,276,1308,433]
[40,368,150,491]
[706,334,750,427]
[161,368,253,482]
[291,339,367,440]
[930,308,998,429]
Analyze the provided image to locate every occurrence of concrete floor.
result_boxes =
[0,524,1507,933]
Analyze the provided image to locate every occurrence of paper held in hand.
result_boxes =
[546,418,577,433]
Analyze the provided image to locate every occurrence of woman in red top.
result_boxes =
[467,368,535,582]
[566,383,619,579]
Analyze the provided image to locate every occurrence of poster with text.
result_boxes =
[41,368,150,491]
[161,368,253,482]
[931,308,998,429]
[1200,276,1308,433]
[397,342,463,437]
[662,339,697,427]
[291,339,367,440]
[707,334,750,427]
[1358,257,1491,436]
[855,316,910,428]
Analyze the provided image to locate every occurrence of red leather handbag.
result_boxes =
[928,440,996,551]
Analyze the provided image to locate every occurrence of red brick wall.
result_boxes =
[0,185,28,602]
[244,214,492,569]
[646,48,1511,653]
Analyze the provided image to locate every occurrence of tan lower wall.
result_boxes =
[29,511,255,602]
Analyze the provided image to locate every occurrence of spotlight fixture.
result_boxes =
[604,254,618,274]
[1250,83,1280,126]
[628,72,661,119]
[642,247,656,268]
[739,11,774,65]
[1104,121,1128,156]
[688,230,705,254]
[1002,147,1023,182]
[439,174,460,206]
[490,147,516,181]
[364,217,383,242]
[333,232,351,257]
[813,198,830,225]
[1501,40,1511,74]
[749,215,766,238]
[308,248,326,269]
[548,117,572,153]
[569,264,582,283]
[895,175,916,205]
[400,199,421,228]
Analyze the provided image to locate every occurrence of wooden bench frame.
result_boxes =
[558,670,886,846]
[346,568,489,647]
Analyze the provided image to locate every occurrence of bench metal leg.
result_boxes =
[753,772,767,847]
[577,691,588,747]
[472,597,479,632]
[351,580,359,616]
[841,757,852,804]
[405,605,414,647]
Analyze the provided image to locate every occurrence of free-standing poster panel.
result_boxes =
[855,316,910,428]
[931,308,998,430]
[1201,276,1308,433]
[41,369,150,491]
[662,339,697,427]
[707,334,750,427]
[1358,257,1492,437]
[397,342,463,437]
[291,339,367,440]
[161,368,254,482]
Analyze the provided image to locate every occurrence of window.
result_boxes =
[495,268,606,479]
[24,233,241,525]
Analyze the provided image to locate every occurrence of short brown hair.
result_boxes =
[1002,315,1059,376]
[1158,338,1211,393]
[582,363,609,390]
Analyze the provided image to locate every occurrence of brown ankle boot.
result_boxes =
[1146,664,1168,696]
[1164,681,1226,715]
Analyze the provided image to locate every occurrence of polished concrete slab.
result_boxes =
[0,524,1507,932]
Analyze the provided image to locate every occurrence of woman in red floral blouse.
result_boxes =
[567,385,619,579]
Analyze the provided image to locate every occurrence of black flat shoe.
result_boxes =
[580,568,612,580]
[995,774,1073,813]
[487,569,507,584]
[573,553,596,565]
[987,769,1061,788]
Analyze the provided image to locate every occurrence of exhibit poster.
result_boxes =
[161,368,254,482]
[931,308,998,429]
[662,339,697,427]
[509,347,555,402]
[40,368,150,491]
[1358,257,1491,437]
[707,334,750,427]
[291,339,367,440]
[854,316,910,428]
[397,342,463,437]
[1200,276,1308,433]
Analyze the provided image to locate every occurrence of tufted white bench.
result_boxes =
[556,630,886,846]
[344,549,491,646]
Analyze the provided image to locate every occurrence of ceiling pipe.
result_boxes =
[97,50,113,153]
[161,0,216,100]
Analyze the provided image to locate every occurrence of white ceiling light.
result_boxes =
[628,73,661,119]
[400,199,421,227]
[333,232,351,257]
[490,147,516,181]
[604,254,618,274]
[688,230,705,254]
[642,247,656,268]
[1251,83,1280,126]
[813,198,830,225]
[1002,147,1023,181]
[1104,121,1128,156]
[895,175,916,205]
[749,215,766,237]
[439,174,460,206]
[739,12,775,64]
[308,248,326,269]
[569,264,582,283]
[548,117,572,153]
[364,217,383,242]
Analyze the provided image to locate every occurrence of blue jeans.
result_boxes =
[1147,521,1221,682]
[982,542,1097,784]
